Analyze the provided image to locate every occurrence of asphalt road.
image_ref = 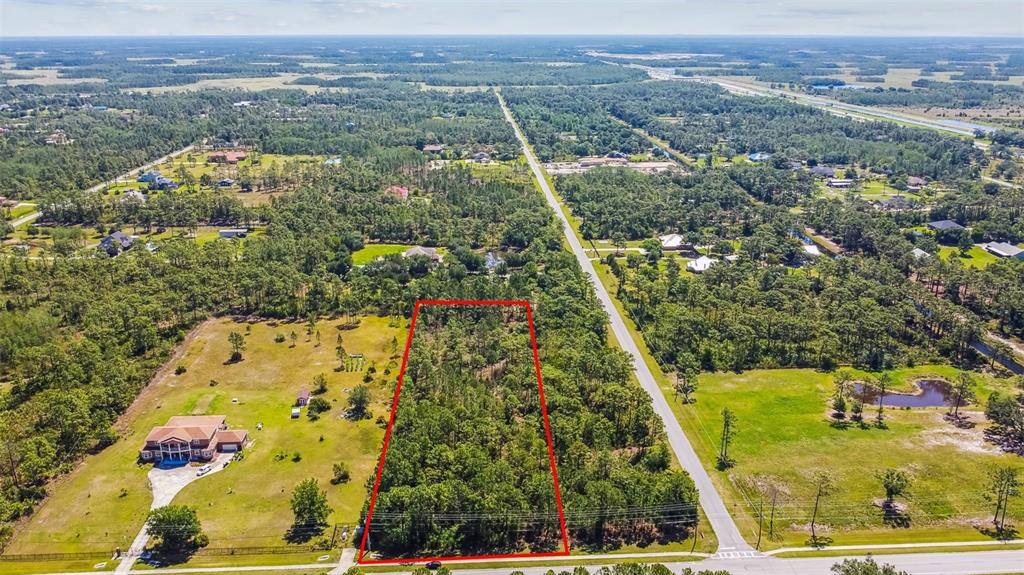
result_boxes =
[497,93,752,553]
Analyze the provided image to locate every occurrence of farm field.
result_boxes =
[3,316,405,555]
[128,74,347,94]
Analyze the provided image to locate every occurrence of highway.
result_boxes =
[497,93,753,554]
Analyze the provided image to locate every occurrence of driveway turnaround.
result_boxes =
[115,453,233,574]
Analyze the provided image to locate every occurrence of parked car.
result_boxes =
[197,464,212,476]
[425,561,442,570]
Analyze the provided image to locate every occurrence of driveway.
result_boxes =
[115,453,233,573]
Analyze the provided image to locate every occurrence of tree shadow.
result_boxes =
[978,524,1019,541]
[806,534,833,548]
[284,523,327,544]
[882,505,911,528]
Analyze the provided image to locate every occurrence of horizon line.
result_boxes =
[1,33,1022,40]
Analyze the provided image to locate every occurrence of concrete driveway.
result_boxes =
[115,453,234,573]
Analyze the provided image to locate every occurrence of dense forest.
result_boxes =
[368,304,693,556]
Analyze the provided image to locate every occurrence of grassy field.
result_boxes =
[351,244,413,265]
[3,316,406,555]
[587,259,1024,548]
[938,245,1007,269]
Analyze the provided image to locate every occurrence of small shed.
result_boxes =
[290,407,301,419]
[296,389,310,407]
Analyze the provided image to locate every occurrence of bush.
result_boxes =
[175,364,187,375]
[331,462,351,484]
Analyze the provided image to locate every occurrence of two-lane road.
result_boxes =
[497,93,752,554]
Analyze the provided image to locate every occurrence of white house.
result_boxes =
[659,234,685,250]
[982,242,1024,259]
[687,255,718,273]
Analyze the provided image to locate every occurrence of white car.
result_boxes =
[196,464,212,476]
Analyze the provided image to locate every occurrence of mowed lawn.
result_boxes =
[351,244,413,265]
[4,316,405,555]
[939,245,1014,269]
[668,367,1024,547]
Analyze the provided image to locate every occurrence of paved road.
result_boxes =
[86,144,195,194]
[10,210,40,228]
[36,546,1024,575]
[497,93,752,553]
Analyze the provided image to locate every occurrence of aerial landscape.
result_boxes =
[0,2,1023,575]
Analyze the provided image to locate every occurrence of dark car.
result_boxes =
[425,561,443,570]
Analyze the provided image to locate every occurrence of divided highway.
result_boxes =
[497,93,753,554]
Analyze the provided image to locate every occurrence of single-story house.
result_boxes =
[658,233,691,251]
[485,251,505,271]
[810,165,835,178]
[208,150,247,164]
[686,255,718,273]
[928,220,965,232]
[910,247,931,260]
[875,196,916,211]
[99,231,135,256]
[218,178,235,187]
[422,144,444,154]
[827,178,853,188]
[296,389,310,407]
[137,170,162,183]
[386,185,410,200]
[121,189,146,203]
[151,176,179,190]
[907,176,927,189]
[219,228,248,239]
[139,415,247,463]
[982,242,1024,259]
[403,246,443,262]
[747,152,771,162]
[802,244,822,258]
[473,152,491,164]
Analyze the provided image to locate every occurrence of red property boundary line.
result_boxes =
[357,300,571,564]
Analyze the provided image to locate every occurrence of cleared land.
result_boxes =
[3,316,405,556]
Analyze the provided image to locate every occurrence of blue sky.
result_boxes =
[1,0,1022,37]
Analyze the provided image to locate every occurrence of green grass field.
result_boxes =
[938,245,1005,269]
[351,244,413,265]
[3,316,405,555]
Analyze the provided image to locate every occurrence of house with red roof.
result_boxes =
[139,415,247,463]
[208,150,248,164]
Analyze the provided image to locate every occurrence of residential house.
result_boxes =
[208,150,247,164]
[137,170,162,183]
[810,165,835,178]
[422,144,444,154]
[686,255,718,273]
[875,196,916,211]
[121,189,146,203]
[403,246,443,262]
[658,233,692,251]
[99,231,135,256]
[219,228,248,239]
[747,152,771,162]
[139,415,247,463]
[982,242,1024,259]
[386,185,410,200]
[296,389,310,407]
[927,220,965,233]
[485,251,506,271]
[910,247,931,260]
[218,178,235,187]
[45,130,71,145]
[907,176,927,189]
[827,178,853,188]
[473,152,492,164]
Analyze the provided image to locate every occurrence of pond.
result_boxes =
[852,379,953,408]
